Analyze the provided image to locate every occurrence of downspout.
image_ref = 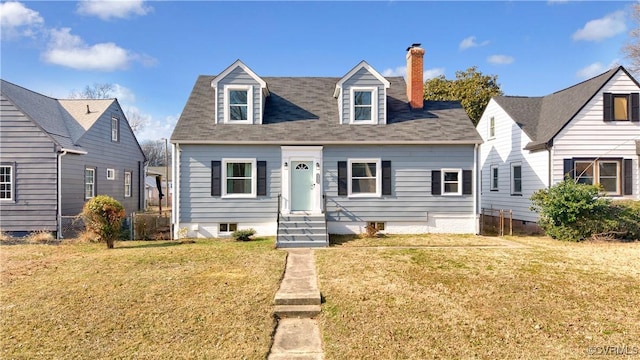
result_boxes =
[57,150,68,239]
[173,143,180,239]
[473,143,479,234]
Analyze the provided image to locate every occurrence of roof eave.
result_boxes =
[170,139,482,145]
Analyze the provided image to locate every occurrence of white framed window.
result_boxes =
[348,159,381,197]
[489,116,496,139]
[222,159,256,197]
[107,168,115,180]
[613,94,630,121]
[511,163,522,195]
[219,223,238,233]
[442,169,462,195]
[490,165,499,191]
[224,85,253,124]
[0,164,14,201]
[574,159,621,195]
[85,168,95,199]
[111,117,119,142]
[350,87,378,124]
[124,171,132,197]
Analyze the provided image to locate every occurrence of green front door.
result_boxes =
[291,161,313,211]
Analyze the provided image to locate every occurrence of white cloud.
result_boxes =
[572,11,627,42]
[42,28,156,71]
[0,1,44,40]
[113,84,137,103]
[487,55,514,65]
[382,66,444,82]
[459,36,489,50]
[576,60,620,79]
[135,114,178,143]
[76,0,152,20]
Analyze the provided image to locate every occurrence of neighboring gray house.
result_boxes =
[0,79,146,237]
[478,66,640,228]
[171,45,483,247]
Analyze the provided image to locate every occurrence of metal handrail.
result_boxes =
[276,193,281,245]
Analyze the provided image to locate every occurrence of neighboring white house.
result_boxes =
[477,66,640,227]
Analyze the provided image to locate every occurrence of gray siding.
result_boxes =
[179,144,280,222]
[215,67,262,124]
[340,67,386,124]
[0,95,58,232]
[61,102,145,216]
[324,145,475,222]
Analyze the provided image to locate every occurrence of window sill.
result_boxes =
[490,189,499,192]
[348,194,381,199]
[510,193,523,197]
[222,194,257,199]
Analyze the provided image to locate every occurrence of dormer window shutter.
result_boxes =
[631,93,639,122]
[603,93,613,121]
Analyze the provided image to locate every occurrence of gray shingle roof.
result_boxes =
[493,66,627,150]
[172,76,482,144]
[1,79,113,152]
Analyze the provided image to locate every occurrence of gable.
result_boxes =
[210,60,268,125]
[334,61,390,125]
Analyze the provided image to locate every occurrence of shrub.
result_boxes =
[363,223,379,238]
[25,230,55,244]
[530,179,610,241]
[82,195,126,248]
[606,200,640,241]
[232,228,256,241]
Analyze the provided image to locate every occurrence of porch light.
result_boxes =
[284,162,288,168]
[316,162,320,170]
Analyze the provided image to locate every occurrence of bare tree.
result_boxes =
[69,83,115,99]
[69,82,146,134]
[624,3,640,74]
[141,139,171,166]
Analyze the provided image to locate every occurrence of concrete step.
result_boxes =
[278,227,326,235]
[274,305,321,318]
[276,240,328,248]
[275,292,321,306]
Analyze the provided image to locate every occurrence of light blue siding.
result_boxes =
[324,145,475,222]
[179,145,281,222]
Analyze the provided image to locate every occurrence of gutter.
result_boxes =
[57,148,87,239]
[172,140,484,145]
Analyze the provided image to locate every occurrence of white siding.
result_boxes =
[478,99,549,222]
[552,70,640,199]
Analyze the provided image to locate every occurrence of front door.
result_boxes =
[291,161,314,211]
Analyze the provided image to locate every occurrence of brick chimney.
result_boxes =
[406,44,425,110]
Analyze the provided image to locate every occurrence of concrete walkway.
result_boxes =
[268,249,324,360]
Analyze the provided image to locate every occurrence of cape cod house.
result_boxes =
[0,80,146,237]
[477,66,640,229]
[171,45,483,247]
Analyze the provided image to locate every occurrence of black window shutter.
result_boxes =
[257,161,267,196]
[563,159,574,180]
[382,161,392,196]
[631,93,639,122]
[337,161,347,196]
[431,170,441,195]
[603,93,612,121]
[623,158,633,195]
[463,170,472,195]
[211,161,221,196]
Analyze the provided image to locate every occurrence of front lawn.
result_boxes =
[0,238,286,359]
[316,235,640,359]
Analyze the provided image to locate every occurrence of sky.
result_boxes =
[1,0,637,143]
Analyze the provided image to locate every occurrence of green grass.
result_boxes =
[1,238,286,359]
[316,235,640,359]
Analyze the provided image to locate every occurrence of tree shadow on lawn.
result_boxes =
[115,241,187,249]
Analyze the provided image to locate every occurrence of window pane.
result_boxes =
[230,90,248,105]
[575,162,593,184]
[599,178,617,193]
[444,172,459,182]
[230,105,248,121]
[354,91,372,105]
[229,223,238,231]
[444,183,459,193]
[354,107,371,121]
[599,162,617,177]
[352,179,376,193]
[227,179,252,194]
[352,163,376,177]
[613,96,629,120]
[228,163,251,177]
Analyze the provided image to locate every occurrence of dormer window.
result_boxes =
[224,85,253,124]
[603,92,639,122]
[350,87,378,124]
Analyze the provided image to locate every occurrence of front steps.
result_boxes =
[276,214,328,248]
